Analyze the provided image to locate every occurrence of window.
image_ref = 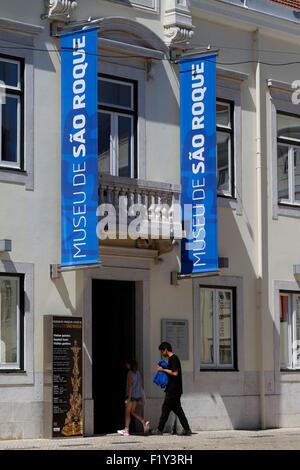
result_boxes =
[280,292,300,369]
[108,0,158,12]
[0,275,23,370]
[200,287,235,369]
[0,56,23,169]
[98,75,137,178]
[277,112,300,205]
[216,100,234,197]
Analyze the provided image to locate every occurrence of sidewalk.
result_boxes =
[0,428,300,450]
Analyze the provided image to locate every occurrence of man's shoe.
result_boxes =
[151,429,163,435]
[181,429,192,436]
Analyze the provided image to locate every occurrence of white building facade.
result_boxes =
[0,0,300,438]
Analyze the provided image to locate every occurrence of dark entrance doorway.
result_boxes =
[92,279,136,435]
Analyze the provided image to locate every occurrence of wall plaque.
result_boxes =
[44,316,83,438]
[161,319,189,360]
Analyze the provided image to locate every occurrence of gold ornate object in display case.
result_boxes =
[62,340,83,436]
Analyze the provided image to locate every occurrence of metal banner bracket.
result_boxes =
[170,257,229,285]
[50,263,102,279]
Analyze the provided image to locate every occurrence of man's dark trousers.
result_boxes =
[158,393,190,432]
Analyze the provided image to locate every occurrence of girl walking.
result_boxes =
[117,359,150,436]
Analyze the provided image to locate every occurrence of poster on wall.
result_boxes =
[161,319,189,360]
[52,317,83,438]
[180,53,218,275]
[61,27,99,267]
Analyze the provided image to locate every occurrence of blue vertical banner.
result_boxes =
[61,28,99,267]
[180,54,218,275]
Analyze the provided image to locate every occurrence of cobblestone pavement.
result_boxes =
[0,429,300,450]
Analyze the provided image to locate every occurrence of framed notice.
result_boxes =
[44,316,83,438]
[161,319,189,360]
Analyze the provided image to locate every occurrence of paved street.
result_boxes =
[0,429,300,450]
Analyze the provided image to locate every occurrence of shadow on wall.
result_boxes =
[51,275,77,316]
[176,199,274,431]
[50,269,86,317]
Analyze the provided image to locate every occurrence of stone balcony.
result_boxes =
[98,174,182,240]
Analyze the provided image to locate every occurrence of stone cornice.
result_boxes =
[0,17,43,36]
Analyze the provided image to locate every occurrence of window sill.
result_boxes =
[0,166,25,173]
[217,196,241,214]
[0,166,32,190]
[218,194,236,200]
[280,368,300,372]
[0,368,33,385]
[276,203,300,219]
[278,202,300,208]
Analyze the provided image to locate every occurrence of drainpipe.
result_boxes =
[253,29,266,430]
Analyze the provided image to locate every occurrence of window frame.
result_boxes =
[0,273,24,371]
[98,73,138,179]
[0,29,36,190]
[0,261,34,385]
[0,54,24,170]
[216,98,235,198]
[107,0,159,13]
[216,70,247,215]
[268,80,300,219]
[199,285,237,370]
[280,291,300,371]
[277,110,300,206]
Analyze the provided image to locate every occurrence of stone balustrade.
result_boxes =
[98,174,182,239]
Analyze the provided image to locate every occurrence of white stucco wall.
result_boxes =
[1,0,300,438]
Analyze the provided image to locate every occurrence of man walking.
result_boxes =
[153,342,192,436]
